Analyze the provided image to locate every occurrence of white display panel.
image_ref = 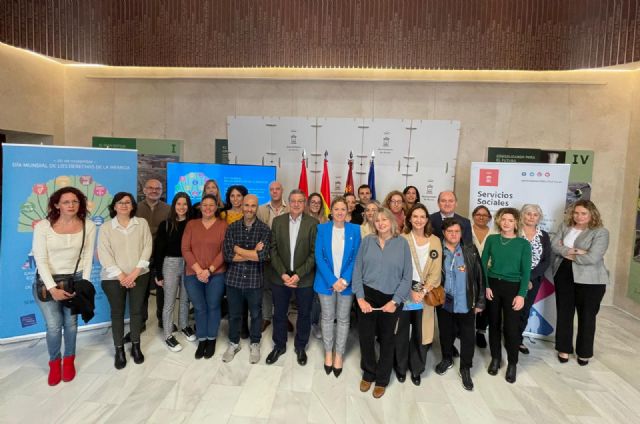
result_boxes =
[228,116,460,207]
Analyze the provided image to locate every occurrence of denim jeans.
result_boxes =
[33,283,78,360]
[227,285,263,344]
[184,273,225,340]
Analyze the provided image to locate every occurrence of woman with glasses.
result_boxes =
[471,205,494,348]
[307,192,328,224]
[32,187,97,385]
[98,192,153,369]
[383,190,406,233]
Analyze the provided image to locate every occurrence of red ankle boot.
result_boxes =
[62,355,76,382]
[48,358,62,386]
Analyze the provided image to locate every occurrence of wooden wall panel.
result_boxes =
[1,0,640,70]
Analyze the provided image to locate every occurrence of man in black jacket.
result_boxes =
[434,218,485,391]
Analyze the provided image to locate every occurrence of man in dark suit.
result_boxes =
[265,189,318,366]
[430,191,472,245]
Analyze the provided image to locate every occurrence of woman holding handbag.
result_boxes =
[32,187,97,386]
[394,204,442,386]
[98,192,153,369]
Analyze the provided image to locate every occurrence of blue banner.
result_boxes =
[0,145,137,341]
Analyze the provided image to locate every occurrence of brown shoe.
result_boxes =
[261,320,271,333]
[359,380,372,392]
[372,386,386,399]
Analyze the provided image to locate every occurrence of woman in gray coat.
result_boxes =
[547,200,609,366]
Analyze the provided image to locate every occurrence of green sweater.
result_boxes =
[481,234,532,297]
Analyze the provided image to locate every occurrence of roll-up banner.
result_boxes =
[0,144,137,342]
[469,162,570,339]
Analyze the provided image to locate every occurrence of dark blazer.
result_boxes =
[267,213,318,288]
[313,221,362,296]
[430,212,472,245]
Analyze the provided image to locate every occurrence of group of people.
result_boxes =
[32,178,610,398]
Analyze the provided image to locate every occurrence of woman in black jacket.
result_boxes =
[434,218,485,391]
[518,204,551,354]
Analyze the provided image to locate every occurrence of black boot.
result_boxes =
[204,339,216,359]
[131,342,145,364]
[114,346,127,370]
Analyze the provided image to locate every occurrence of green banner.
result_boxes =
[565,150,594,183]
[92,136,136,150]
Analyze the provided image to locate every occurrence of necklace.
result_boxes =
[500,235,515,246]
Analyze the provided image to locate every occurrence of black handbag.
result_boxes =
[35,222,86,302]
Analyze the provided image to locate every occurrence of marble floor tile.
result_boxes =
[185,384,243,424]
[416,401,458,423]
[233,365,283,418]
[2,305,640,423]
[104,377,176,424]
[268,390,311,423]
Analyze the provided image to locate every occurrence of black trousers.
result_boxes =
[554,259,606,358]
[102,274,150,345]
[519,276,543,344]
[393,309,428,377]
[358,286,401,387]
[437,307,475,369]
[487,278,522,365]
[475,309,488,332]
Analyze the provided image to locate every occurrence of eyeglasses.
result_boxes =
[390,200,403,205]
[474,214,490,218]
[59,200,80,206]
[116,201,132,206]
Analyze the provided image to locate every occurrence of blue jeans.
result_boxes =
[184,273,225,340]
[33,284,77,360]
[227,285,262,344]
[271,284,314,351]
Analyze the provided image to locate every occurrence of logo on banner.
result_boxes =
[479,169,499,186]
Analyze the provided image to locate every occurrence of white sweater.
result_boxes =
[32,220,97,289]
[98,217,153,280]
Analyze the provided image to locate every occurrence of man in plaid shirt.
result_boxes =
[222,194,271,364]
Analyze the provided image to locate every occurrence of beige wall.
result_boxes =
[2,42,639,314]
[0,44,64,143]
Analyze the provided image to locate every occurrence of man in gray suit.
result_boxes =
[265,189,318,366]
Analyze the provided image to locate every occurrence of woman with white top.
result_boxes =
[394,204,442,386]
[32,187,97,386]
[98,192,153,369]
[547,200,609,366]
[471,205,493,348]
[314,197,362,377]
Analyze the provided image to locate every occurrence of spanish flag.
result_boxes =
[320,153,331,217]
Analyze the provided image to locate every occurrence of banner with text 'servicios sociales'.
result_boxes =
[469,162,570,340]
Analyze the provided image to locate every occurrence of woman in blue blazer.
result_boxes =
[314,196,362,377]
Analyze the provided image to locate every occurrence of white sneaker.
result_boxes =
[249,343,261,364]
[222,343,241,362]
[165,335,183,352]
[312,324,323,340]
